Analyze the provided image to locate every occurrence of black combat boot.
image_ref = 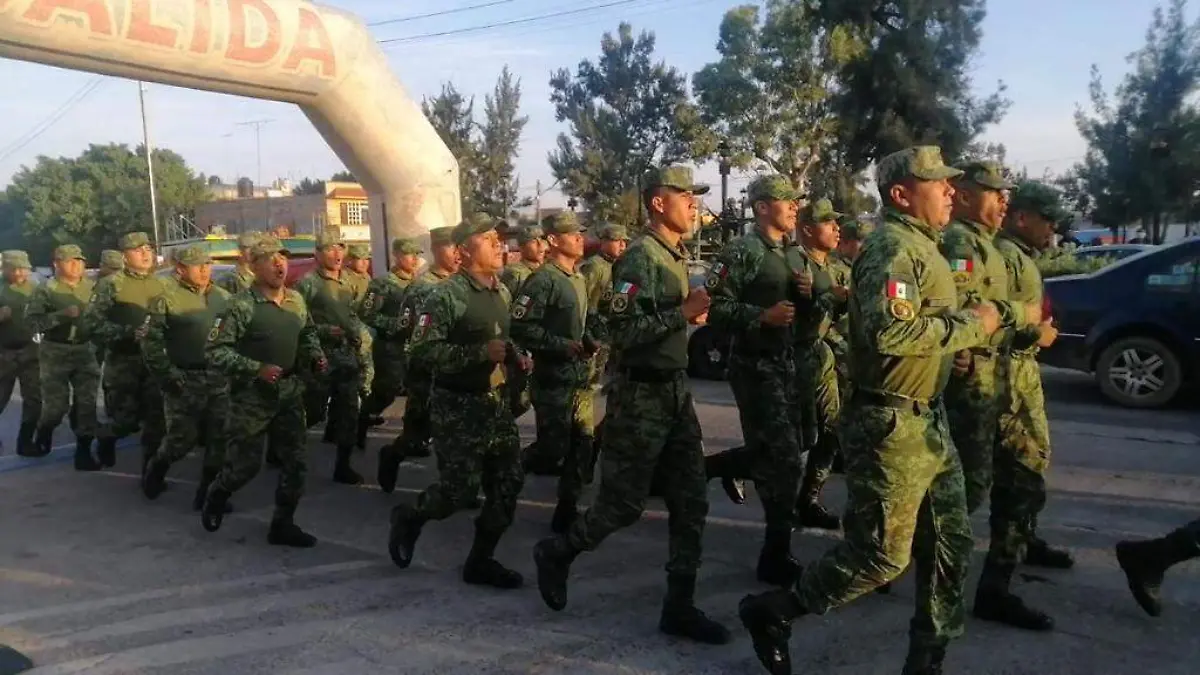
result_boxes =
[1116,525,1200,616]
[658,573,732,644]
[141,456,169,498]
[647,460,667,498]
[95,435,117,468]
[377,442,404,494]
[1023,536,1074,569]
[264,440,282,469]
[533,535,580,611]
[267,502,318,548]
[738,589,805,675]
[795,467,840,531]
[901,641,947,675]
[387,503,425,568]
[73,436,100,472]
[704,447,747,505]
[16,422,35,457]
[321,414,337,444]
[201,488,232,532]
[972,559,1054,631]
[355,410,371,451]
[193,468,233,513]
[462,526,523,589]
[0,642,34,674]
[332,445,363,485]
[550,499,578,535]
[23,426,53,458]
[756,527,803,587]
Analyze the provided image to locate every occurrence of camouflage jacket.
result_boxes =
[940,218,1026,350]
[143,277,231,384]
[398,267,454,349]
[579,253,616,344]
[995,230,1045,356]
[500,260,538,297]
[80,268,167,352]
[360,269,416,340]
[707,228,801,357]
[409,270,513,391]
[26,277,94,343]
[607,230,690,371]
[825,252,853,358]
[216,264,255,295]
[510,260,595,385]
[205,287,323,378]
[291,268,365,348]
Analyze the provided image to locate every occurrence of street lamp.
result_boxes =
[567,197,578,212]
[718,140,731,208]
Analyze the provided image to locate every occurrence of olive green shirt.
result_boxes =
[143,277,232,377]
[510,260,593,384]
[81,268,167,354]
[607,230,690,371]
[707,228,797,356]
[206,286,323,377]
[26,277,95,344]
[361,269,416,339]
[216,264,255,295]
[995,230,1045,356]
[0,279,37,348]
[500,260,539,296]
[410,270,512,392]
[940,218,1025,349]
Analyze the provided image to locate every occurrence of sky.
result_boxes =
[0,0,1185,210]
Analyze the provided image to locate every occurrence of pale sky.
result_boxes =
[0,0,1180,209]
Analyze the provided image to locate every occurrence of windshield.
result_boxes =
[1087,240,1193,277]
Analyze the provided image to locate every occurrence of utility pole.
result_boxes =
[138,82,160,250]
[534,179,541,224]
[236,119,273,186]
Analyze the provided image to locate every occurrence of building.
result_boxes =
[194,180,370,240]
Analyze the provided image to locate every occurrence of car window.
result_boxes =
[1144,255,1199,294]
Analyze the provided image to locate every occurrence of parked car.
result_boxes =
[1040,238,1200,408]
[1070,243,1154,264]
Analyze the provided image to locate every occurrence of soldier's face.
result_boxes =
[348,257,370,274]
[1019,212,1057,251]
[803,219,841,252]
[653,188,697,234]
[56,258,84,282]
[551,232,585,260]
[179,262,212,288]
[317,245,344,271]
[520,240,545,264]
[252,253,288,288]
[396,253,420,274]
[756,199,798,233]
[957,184,1009,231]
[464,230,504,274]
[432,243,459,272]
[124,245,154,272]
[893,178,955,230]
[837,238,863,261]
[600,239,626,259]
[3,267,28,284]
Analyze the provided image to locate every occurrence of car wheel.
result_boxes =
[687,327,727,381]
[1095,336,1183,408]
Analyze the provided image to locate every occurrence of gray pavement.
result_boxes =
[0,367,1197,674]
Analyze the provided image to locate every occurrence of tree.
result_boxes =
[815,0,1009,169]
[293,177,326,195]
[3,143,209,262]
[477,67,531,219]
[548,23,709,226]
[207,175,223,186]
[329,170,356,182]
[423,83,481,213]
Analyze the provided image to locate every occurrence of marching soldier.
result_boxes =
[216,231,261,294]
[344,243,376,448]
[500,224,545,295]
[0,250,40,455]
[200,235,328,547]
[580,223,629,391]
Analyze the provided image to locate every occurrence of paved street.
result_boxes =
[0,367,1197,674]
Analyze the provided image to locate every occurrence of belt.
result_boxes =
[434,379,497,394]
[853,389,941,415]
[41,337,85,346]
[969,347,998,358]
[622,367,685,383]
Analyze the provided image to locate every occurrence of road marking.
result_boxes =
[0,439,136,474]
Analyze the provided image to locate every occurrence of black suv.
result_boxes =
[1040,238,1200,408]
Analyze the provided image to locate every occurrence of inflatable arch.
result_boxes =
[0,0,461,268]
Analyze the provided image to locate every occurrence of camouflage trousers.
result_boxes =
[0,343,40,425]
[945,351,1007,513]
[726,352,803,530]
[102,351,165,450]
[357,325,374,399]
[587,345,612,389]
[365,343,406,416]
[567,370,709,576]
[795,398,972,653]
[395,366,433,455]
[530,376,595,505]
[304,345,361,448]
[155,370,229,471]
[212,375,308,517]
[797,340,841,497]
[38,341,99,436]
[987,354,1052,569]
[414,387,523,534]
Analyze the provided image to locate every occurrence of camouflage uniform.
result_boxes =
[500,225,543,296]
[201,235,326,546]
[82,232,168,467]
[344,242,374,400]
[215,232,261,295]
[26,245,101,469]
[0,251,40,454]
[360,238,422,436]
[387,215,526,589]
[580,224,629,389]
[704,175,807,585]
[140,246,232,508]
[740,147,991,674]
[92,250,125,371]
[510,212,597,533]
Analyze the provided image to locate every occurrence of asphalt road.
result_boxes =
[0,368,1197,674]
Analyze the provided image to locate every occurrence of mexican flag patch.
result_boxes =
[950,259,973,273]
[886,280,910,300]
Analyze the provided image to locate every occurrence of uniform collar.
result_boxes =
[997,229,1038,256]
[753,227,785,250]
[547,259,579,277]
[458,269,501,292]
[956,217,999,241]
[645,229,687,261]
[123,268,154,280]
[391,269,415,283]
[316,267,343,283]
[885,208,941,244]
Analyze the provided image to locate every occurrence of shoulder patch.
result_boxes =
[412,313,432,340]
[399,306,413,329]
[362,291,376,311]
[704,262,730,289]
[950,259,973,286]
[885,279,911,300]
[610,281,638,314]
[511,294,533,320]
[889,298,916,321]
[207,317,223,342]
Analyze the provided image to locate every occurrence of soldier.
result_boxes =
[83,232,167,469]
[580,223,630,391]
[533,166,730,646]
[216,231,261,294]
[0,250,40,456]
[1118,518,1200,617]
[292,227,367,484]
[701,174,809,586]
[826,216,871,405]
[500,224,545,295]
[25,245,102,470]
[386,213,530,589]
[510,212,599,534]
[362,236,423,490]
[98,250,125,279]
[381,226,460,470]
[140,245,233,513]
[792,198,850,531]
[199,235,328,546]
[973,180,1072,631]
[738,146,1002,675]
[344,243,376,449]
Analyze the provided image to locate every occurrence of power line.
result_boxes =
[368,1,519,27]
[378,0,644,45]
[0,78,105,163]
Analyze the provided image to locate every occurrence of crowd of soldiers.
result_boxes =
[0,144,1196,674]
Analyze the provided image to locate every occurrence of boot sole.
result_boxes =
[737,598,793,675]
[1116,543,1163,617]
[533,544,568,611]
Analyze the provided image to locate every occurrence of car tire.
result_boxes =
[1095,336,1183,408]
[687,327,727,381]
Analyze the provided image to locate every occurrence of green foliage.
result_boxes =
[423,83,482,213]
[329,170,356,182]
[3,143,208,264]
[548,22,709,227]
[1037,248,1115,278]
[476,67,532,219]
[292,177,325,195]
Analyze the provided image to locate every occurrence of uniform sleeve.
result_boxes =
[140,293,180,384]
[80,277,127,346]
[298,304,325,366]
[407,285,489,374]
[205,296,261,377]
[941,232,1024,348]
[510,274,573,356]
[580,262,610,344]
[707,243,766,335]
[359,279,397,336]
[1000,247,1042,351]
[24,285,61,334]
[855,244,987,357]
[607,248,687,351]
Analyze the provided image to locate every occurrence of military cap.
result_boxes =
[597,224,630,241]
[800,198,843,224]
[392,237,423,255]
[1,250,31,269]
[237,231,262,249]
[248,235,289,261]
[429,226,456,246]
[956,159,1017,190]
[747,174,804,203]
[544,212,582,236]
[100,249,124,270]
[347,243,371,259]
[643,165,710,195]
[174,244,211,266]
[314,227,345,249]
[1010,180,1068,222]
[54,244,86,261]
[839,217,875,241]
[452,212,498,245]
[876,146,964,188]
[119,231,151,250]
[516,225,545,245]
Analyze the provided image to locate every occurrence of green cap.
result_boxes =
[801,198,843,224]
[516,225,545,245]
[2,250,31,270]
[249,235,288,260]
[876,146,964,189]
[1010,180,1068,222]
[237,231,262,249]
[392,237,423,255]
[453,212,498,245]
[315,227,344,249]
[429,226,456,246]
[119,231,150,250]
[643,165,709,195]
[347,243,371,259]
[838,217,874,241]
[100,250,124,270]
[597,224,630,241]
[54,244,85,261]
[956,159,1017,190]
[545,212,582,235]
[175,245,211,266]
[747,174,804,202]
